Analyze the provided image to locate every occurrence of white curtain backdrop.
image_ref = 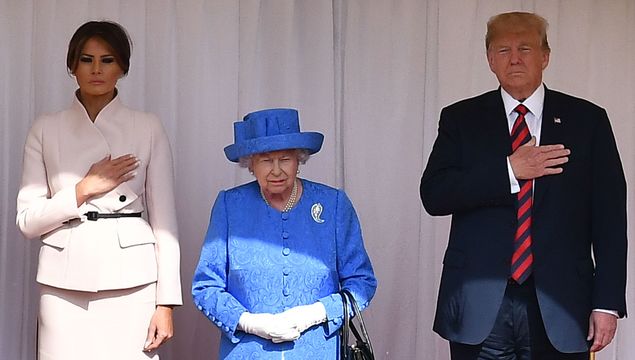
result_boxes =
[1,1,634,359]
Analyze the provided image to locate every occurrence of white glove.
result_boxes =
[278,302,327,334]
[237,312,300,343]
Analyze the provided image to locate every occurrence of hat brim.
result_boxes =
[224,132,324,162]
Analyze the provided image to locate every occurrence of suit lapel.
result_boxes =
[534,88,564,210]
[486,89,513,157]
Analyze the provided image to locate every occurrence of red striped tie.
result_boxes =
[510,104,533,284]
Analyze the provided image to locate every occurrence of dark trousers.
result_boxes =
[449,278,589,360]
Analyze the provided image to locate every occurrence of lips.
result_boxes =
[508,67,525,75]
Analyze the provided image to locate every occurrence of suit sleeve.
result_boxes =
[145,115,182,305]
[420,107,513,216]
[319,190,377,337]
[16,117,83,239]
[589,109,627,317]
[192,191,248,343]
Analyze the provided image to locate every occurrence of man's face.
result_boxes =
[487,30,550,100]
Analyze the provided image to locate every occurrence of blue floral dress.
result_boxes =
[192,179,377,359]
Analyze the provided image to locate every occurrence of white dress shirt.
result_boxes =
[503,85,544,194]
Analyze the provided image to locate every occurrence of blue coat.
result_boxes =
[192,179,377,359]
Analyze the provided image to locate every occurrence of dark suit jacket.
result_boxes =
[420,87,627,353]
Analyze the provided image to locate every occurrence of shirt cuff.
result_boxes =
[592,309,619,317]
[507,156,520,194]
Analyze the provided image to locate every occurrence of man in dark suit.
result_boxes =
[420,12,627,359]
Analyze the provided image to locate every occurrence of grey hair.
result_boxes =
[238,149,311,169]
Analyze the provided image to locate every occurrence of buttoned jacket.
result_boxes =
[192,180,377,359]
[17,94,182,305]
[420,87,627,352]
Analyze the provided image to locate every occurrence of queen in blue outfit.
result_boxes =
[192,108,377,359]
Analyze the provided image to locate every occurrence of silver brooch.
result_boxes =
[311,203,325,223]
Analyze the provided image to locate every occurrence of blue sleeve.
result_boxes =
[191,191,247,343]
[319,190,377,337]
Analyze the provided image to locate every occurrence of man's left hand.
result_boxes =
[587,311,617,352]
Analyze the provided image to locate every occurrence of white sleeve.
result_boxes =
[16,118,83,239]
[145,115,182,305]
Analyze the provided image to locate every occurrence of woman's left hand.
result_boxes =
[143,305,174,352]
[278,302,327,334]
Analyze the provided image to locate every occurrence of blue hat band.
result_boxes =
[224,132,323,162]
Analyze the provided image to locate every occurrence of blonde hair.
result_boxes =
[485,12,550,52]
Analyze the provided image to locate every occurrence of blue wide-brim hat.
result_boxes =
[224,108,324,162]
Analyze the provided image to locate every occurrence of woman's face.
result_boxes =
[251,149,299,196]
[73,37,123,100]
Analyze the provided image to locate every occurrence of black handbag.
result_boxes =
[340,289,375,360]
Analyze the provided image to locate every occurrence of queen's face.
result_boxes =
[250,149,299,196]
[72,37,123,101]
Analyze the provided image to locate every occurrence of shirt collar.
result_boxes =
[500,84,545,118]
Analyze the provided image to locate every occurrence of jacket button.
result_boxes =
[119,195,127,202]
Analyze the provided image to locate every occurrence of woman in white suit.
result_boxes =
[16,21,181,360]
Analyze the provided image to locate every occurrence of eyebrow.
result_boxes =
[79,54,115,58]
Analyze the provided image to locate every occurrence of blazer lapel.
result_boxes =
[486,89,513,157]
[534,88,564,210]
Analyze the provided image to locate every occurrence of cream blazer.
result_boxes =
[16,94,182,306]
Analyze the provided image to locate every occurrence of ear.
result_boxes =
[486,50,496,72]
[541,50,550,70]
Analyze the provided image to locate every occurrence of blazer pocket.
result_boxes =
[40,225,71,249]
[117,219,156,248]
[443,248,465,268]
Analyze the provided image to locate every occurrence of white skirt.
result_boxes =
[38,283,158,360]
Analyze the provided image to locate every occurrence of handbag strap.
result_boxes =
[340,289,350,360]
[341,289,375,359]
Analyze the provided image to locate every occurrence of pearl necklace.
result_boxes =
[260,179,298,212]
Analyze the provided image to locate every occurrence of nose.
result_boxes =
[510,49,522,64]
[271,159,282,175]
[91,60,102,74]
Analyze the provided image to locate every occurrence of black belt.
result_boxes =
[84,211,143,221]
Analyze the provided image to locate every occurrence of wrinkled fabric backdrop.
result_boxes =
[1,1,633,359]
